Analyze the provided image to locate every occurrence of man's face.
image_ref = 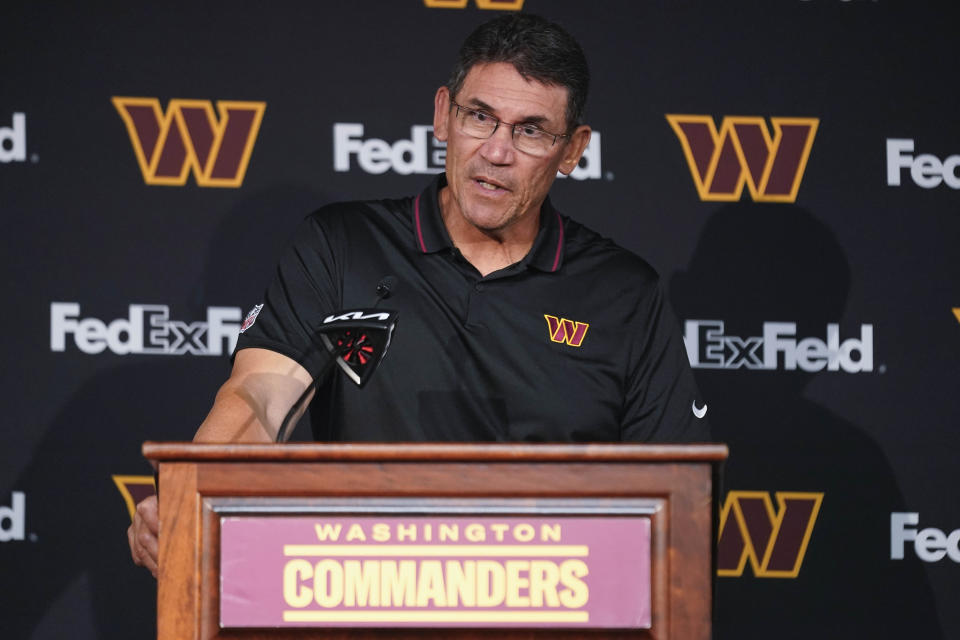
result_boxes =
[433,62,591,235]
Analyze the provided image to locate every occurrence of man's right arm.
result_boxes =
[128,348,314,576]
[193,347,315,443]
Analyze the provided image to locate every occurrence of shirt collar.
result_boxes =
[413,173,565,273]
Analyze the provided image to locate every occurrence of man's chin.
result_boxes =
[466,217,509,234]
[448,186,523,234]
[460,204,516,233]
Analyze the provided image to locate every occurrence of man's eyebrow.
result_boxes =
[464,98,549,126]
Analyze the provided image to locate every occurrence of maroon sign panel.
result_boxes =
[220,516,651,628]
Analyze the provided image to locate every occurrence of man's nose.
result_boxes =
[479,124,516,165]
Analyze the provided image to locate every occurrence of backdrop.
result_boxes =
[2,1,957,638]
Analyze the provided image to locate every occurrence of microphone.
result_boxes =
[274,277,399,443]
[375,276,396,302]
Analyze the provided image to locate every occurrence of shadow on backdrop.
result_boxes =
[671,203,943,639]
[1,185,323,639]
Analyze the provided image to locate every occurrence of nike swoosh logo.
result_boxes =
[692,401,708,419]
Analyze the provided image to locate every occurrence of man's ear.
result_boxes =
[557,125,592,176]
[433,86,451,142]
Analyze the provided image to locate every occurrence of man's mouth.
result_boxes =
[474,177,508,192]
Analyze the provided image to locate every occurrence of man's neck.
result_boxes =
[438,187,541,277]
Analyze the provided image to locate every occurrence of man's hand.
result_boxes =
[127,348,312,577]
[128,494,159,577]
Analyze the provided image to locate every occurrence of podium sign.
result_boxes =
[144,442,726,639]
[220,515,651,628]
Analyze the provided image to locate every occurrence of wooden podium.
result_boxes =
[144,442,727,639]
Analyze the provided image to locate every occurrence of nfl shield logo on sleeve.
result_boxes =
[239,304,263,333]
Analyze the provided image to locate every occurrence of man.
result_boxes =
[129,13,708,576]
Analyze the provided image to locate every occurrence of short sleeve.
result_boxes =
[234,210,344,377]
[620,283,712,442]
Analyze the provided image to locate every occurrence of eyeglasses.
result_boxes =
[450,100,569,157]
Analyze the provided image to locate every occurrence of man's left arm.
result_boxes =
[620,284,711,442]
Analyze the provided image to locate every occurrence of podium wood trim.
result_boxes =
[145,442,726,463]
[147,442,727,640]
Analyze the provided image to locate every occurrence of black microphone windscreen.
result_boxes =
[376,276,396,299]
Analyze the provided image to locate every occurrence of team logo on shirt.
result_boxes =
[544,315,589,348]
[240,303,264,333]
[666,114,818,202]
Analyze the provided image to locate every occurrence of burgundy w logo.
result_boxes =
[667,114,818,202]
[112,97,266,187]
[112,475,156,521]
[544,315,589,347]
[423,0,524,8]
[717,491,823,578]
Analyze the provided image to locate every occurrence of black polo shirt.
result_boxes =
[236,174,709,443]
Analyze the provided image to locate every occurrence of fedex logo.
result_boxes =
[0,492,26,542]
[886,139,960,189]
[891,513,960,563]
[50,302,241,356]
[684,320,873,373]
[0,113,27,163]
[334,123,446,175]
